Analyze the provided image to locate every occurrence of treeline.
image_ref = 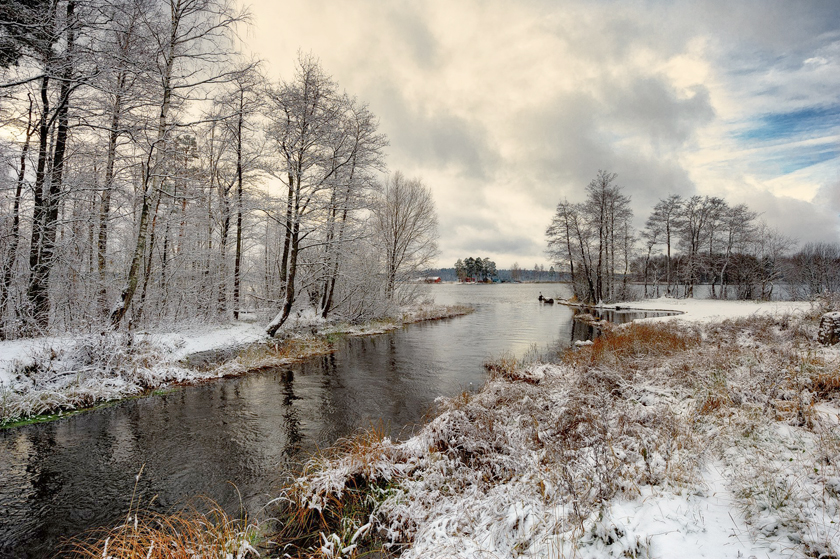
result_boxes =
[0,0,437,339]
[547,170,839,303]
[426,267,563,283]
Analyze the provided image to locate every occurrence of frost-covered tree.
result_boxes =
[109,0,246,327]
[264,54,386,335]
[373,171,438,302]
[546,171,633,303]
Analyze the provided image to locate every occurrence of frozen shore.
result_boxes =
[275,298,840,558]
[0,304,472,427]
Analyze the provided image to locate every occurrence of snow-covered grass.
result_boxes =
[0,304,473,427]
[272,302,840,558]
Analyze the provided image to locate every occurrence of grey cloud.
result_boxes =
[813,182,840,221]
[607,80,715,147]
[515,88,699,219]
[745,189,840,245]
[362,82,497,179]
[437,224,546,267]
[255,0,840,263]
[386,7,440,69]
[457,233,542,257]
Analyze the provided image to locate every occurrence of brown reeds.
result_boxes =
[63,505,258,559]
[60,465,258,559]
[484,352,520,381]
[566,321,701,368]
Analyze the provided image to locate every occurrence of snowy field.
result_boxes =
[276,298,840,558]
[606,297,813,323]
[0,321,268,387]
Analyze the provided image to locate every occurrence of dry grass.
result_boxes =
[564,322,701,369]
[265,310,840,558]
[401,304,473,324]
[63,505,258,559]
[58,464,259,559]
[483,352,521,382]
[236,337,333,370]
[269,425,398,558]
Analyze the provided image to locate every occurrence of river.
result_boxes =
[0,283,664,557]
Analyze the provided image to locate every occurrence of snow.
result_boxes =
[583,465,789,559]
[606,296,814,323]
[0,322,268,388]
[146,321,268,361]
[281,306,840,558]
[0,337,54,386]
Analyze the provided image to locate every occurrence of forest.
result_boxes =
[0,0,439,341]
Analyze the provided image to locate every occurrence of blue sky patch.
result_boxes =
[738,105,840,143]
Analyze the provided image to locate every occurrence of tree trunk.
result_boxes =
[27,1,75,330]
[111,6,177,327]
[97,81,124,318]
[267,222,299,337]
[0,96,34,338]
[278,174,294,288]
[233,101,244,320]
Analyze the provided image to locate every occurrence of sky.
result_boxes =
[238,0,840,269]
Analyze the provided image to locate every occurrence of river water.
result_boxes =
[0,283,668,557]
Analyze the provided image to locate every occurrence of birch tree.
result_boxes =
[546,171,632,303]
[263,54,350,336]
[110,0,245,326]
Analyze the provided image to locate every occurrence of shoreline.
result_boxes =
[264,298,840,558]
[0,304,473,430]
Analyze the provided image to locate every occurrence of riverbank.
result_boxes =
[0,304,473,428]
[268,298,840,558]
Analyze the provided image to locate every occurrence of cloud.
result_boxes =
[246,0,840,267]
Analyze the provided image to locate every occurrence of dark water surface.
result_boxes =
[1,284,671,557]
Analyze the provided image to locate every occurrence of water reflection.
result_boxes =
[1,283,597,557]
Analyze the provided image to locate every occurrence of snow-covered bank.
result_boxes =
[0,321,268,388]
[607,297,813,323]
[0,304,472,426]
[276,302,840,558]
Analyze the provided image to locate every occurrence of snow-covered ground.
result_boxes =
[605,296,814,323]
[278,300,840,558]
[0,321,268,388]
[0,304,471,425]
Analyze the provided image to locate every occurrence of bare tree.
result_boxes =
[316,100,386,319]
[644,194,682,296]
[110,0,246,327]
[263,54,345,336]
[373,171,438,302]
[0,94,35,338]
[787,242,840,298]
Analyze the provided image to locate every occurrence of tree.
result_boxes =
[644,194,682,296]
[454,259,466,282]
[3,0,83,330]
[372,171,438,301]
[546,170,633,303]
[787,242,840,298]
[511,262,521,282]
[263,54,386,335]
[674,195,724,297]
[110,0,246,327]
[314,99,386,319]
